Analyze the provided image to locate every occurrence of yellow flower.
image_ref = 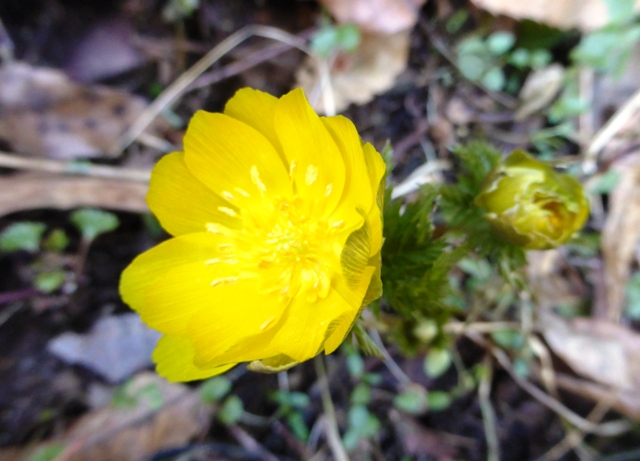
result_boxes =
[475,150,589,250]
[120,88,385,382]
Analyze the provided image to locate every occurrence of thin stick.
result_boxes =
[420,21,516,109]
[117,25,327,153]
[585,86,640,174]
[313,356,349,461]
[466,331,630,437]
[188,30,312,92]
[368,327,412,386]
[443,321,521,335]
[0,151,150,182]
[479,355,500,461]
[535,400,610,461]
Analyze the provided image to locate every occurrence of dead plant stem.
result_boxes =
[118,25,330,153]
[586,86,640,174]
[0,151,150,182]
[313,355,349,461]
[479,354,500,461]
[466,330,630,437]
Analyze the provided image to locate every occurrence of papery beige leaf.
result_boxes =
[556,372,640,421]
[0,173,148,217]
[542,313,640,392]
[53,373,208,461]
[470,0,640,31]
[0,62,162,159]
[297,31,410,113]
[602,153,640,321]
[515,64,565,120]
[319,0,428,34]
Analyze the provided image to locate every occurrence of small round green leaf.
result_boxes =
[424,348,452,378]
[427,391,452,411]
[218,395,244,425]
[0,222,46,252]
[200,376,232,403]
[487,32,515,55]
[35,270,66,294]
[393,385,428,414]
[71,208,119,241]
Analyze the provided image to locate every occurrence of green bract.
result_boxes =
[474,150,589,250]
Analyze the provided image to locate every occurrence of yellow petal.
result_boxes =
[324,265,376,354]
[183,111,292,203]
[322,115,373,213]
[154,334,234,382]
[147,152,239,236]
[120,232,237,335]
[269,286,353,362]
[224,88,285,165]
[187,279,287,367]
[341,213,372,289]
[274,88,345,216]
[363,142,386,256]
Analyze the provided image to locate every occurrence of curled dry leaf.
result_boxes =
[515,64,565,120]
[30,373,209,461]
[601,153,640,321]
[542,313,640,420]
[470,0,640,31]
[300,0,427,112]
[48,314,161,383]
[0,62,161,159]
[556,372,640,421]
[297,31,410,113]
[542,313,640,393]
[0,173,148,217]
[318,0,428,34]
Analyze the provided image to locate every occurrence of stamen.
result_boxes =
[218,207,237,217]
[260,316,275,330]
[331,220,345,229]
[222,191,235,201]
[251,165,267,192]
[210,276,239,287]
[235,187,251,197]
[289,160,297,176]
[305,165,318,185]
[206,223,221,234]
[217,243,235,252]
[325,183,333,196]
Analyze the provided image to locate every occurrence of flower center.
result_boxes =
[207,195,346,304]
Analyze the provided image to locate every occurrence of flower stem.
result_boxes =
[313,355,349,461]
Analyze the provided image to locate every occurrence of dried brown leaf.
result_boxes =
[601,153,640,321]
[556,372,640,421]
[0,173,148,217]
[515,64,565,120]
[54,373,209,461]
[297,31,409,113]
[470,0,640,31]
[319,0,428,34]
[0,62,161,159]
[542,313,640,392]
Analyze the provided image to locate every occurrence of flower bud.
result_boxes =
[474,150,589,250]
